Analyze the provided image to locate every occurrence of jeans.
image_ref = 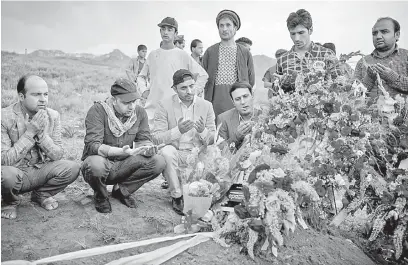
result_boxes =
[81,154,166,199]
[1,160,81,205]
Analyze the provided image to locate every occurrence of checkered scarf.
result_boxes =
[98,97,138,138]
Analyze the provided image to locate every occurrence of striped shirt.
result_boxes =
[354,45,408,98]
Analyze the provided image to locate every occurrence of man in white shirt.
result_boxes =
[153,69,216,215]
[137,17,208,130]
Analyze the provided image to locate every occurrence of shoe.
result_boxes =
[94,196,112,213]
[161,181,169,189]
[112,188,137,208]
[172,196,184,216]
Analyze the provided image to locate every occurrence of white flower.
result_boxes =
[271,168,286,178]
[366,174,373,183]
[330,113,341,121]
[334,174,346,186]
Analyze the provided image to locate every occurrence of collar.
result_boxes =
[371,44,399,59]
[238,109,254,123]
[178,95,196,108]
[290,41,315,54]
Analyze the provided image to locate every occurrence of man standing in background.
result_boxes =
[127,45,149,85]
[235,37,253,51]
[202,9,255,120]
[137,17,208,130]
[354,17,408,98]
[190,39,204,65]
[275,9,342,93]
[263,49,288,90]
[174,35,186,50]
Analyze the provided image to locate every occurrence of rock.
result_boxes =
[79,197,93,206]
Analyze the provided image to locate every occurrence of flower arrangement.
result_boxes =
[179,54,408,261]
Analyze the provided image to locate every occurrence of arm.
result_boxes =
[1,121,36,166]
[247,51,255,87]
[217,114,243,148]
[263,70,273,88]
[37,111,64,161]
[133,107,154,148]
[381,64,408,94]
[199,103,216,145]
[152,101,182,145]
[188,55,209,95]
[326,51,343,80]
[354,59,375,90]
[137,58,150,95]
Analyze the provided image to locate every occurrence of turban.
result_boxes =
[216,9,241,30]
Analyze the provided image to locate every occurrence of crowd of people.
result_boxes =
[2,8,407,219]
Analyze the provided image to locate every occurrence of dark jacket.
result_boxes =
[202,43,255,102]
[81,102,152,161]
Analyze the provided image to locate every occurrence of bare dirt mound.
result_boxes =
[1,177,377,265]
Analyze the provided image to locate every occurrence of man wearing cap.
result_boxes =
[137,17,208,130]
[202,9,255,120]
[153,69,216,215]
[236,37,253,52]
[218,81,259,150]
[81,78,166,213]
[1,75,80,220]
[174,35,185,50]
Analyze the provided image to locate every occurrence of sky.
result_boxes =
[1,1,408,58]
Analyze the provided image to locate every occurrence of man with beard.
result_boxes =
[153,69,215,215]
[217,82,259,150]
[137,17,208,130]
[81,78,166,213]
[275,9,342,93]
[202,9,255,120]
[355,17,408,98]
[1,75,80,219]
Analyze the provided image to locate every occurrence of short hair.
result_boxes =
[275,49,288,58]
[287,9,313,30]
[376,17,401,33]
[17,74,35,95]
[190,39,202,52]
[236,37,253,46]
[323,43,336,55]
[229,81,253,99]
[137,44,147,51]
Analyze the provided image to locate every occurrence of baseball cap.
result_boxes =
[173,69,194,86]
[158,17,178,31]
[111,78,140,102]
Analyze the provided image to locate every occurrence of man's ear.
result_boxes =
[395,31,400,42]
[309,26,313,35]
[172,85,177,93]
[18,93,25,101]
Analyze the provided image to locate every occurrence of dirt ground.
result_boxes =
[1,172,379,265]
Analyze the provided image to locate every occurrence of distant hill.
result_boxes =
[25,49,130,67]
[252,54,276,89]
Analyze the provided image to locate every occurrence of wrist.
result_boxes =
[25,130,36,139]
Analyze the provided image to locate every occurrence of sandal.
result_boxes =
[1,205,17,219]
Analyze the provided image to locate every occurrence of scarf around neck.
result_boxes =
[98,97,138,137]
